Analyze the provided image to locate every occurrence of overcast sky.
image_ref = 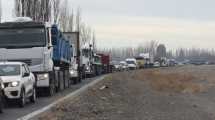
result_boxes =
[2,0,215,49]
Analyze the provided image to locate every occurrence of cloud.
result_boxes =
[70,0,215,20]
[2,0,14,22]
[68,0,215,49]
[2,0,215,49]
[94,16,215,49]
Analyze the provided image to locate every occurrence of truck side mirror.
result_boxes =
[54,67,60,71]
[23,73,30,77]
[48,45,53,49]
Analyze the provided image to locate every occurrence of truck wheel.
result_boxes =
[77,71,82,83]
[30,87,36,103]
[78,74,82,83]
[48,85,55,96]
[72,78,77,84]
[0,95,3,113]
[19,89,26,108]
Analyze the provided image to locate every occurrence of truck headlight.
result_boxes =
[37,74,49,80]
[9,81,20,87]
[86,67,90,71]
[70,71,74,75]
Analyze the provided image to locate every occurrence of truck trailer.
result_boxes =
[98,54,112,74]
[63,32,82,84]
[64,32,95,79]
[0,19,72,95]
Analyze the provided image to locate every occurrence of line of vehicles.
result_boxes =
[0,18,112,113]
[112,53,178,71]
[112,53,154,71]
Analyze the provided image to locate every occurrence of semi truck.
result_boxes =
[0,19,72,95]
[92,54,102,76]
[81,44,94,78]
[139,53,154,68]
[135,56,145,69]
[98,54,112,74]
[64,32,81,84]
[64,32,95,80]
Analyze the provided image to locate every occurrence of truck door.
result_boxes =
[22,65,31,95]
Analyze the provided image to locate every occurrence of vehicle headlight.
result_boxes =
[70,70,74,75]
[9,81,20,87]
[37,74,49,80]
[86,67,90,70]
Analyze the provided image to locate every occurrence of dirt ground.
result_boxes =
[38,65,215,120]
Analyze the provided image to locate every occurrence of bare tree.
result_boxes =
[156,44,167,59]
[52,0,60,23]
[80,23,92,45]
[67,9,74,32]
[57,0,74,32]
[58,0,69,31]
[0,0,2,23]
[15,0,51,22]
[75,7,81,32]
[92,31,97,51]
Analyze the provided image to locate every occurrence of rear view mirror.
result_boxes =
[23,73,30,77]
[48,45,53,49]
[54,67,60,71]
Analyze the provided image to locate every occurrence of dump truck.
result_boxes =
[135,56,145,69]
[81,44,94,78]
[0,18,72,95]
[64,32,82,84]
[64,32,95,79]
[98,54,112,74]
[92,54,102,76]
[140,53,154,68]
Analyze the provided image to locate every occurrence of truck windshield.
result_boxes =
[126,61,135,64]
[135,57,144,60]
[0,28,46,48]
[0,65,20,76]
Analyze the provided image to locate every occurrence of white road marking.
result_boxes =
[17,76,105,120]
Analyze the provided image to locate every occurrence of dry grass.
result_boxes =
[107,70,204,94]
[134,70,204,94]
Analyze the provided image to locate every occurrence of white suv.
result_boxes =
[0,62,36,107]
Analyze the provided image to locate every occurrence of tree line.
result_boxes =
[99,40,215,62]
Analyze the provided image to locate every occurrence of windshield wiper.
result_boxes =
[0,46,35,49]
[0,44,45,49]
[7,46,33,49]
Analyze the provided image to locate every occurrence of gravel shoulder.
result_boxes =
[38,65,215,120]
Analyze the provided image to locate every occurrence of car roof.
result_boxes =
[0,62,25,65]
[126,58,136,61]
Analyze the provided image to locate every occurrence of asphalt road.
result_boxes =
[0,77,101,120]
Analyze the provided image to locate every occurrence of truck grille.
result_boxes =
[8,59,32,65]
[4,83,9,88]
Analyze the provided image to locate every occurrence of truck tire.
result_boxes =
[19,89,26,108]
[72,77,78,84]
[47,72,56,96]
[30,87,36,103]
[47,84,55,96]
[0,94,3,113]
[78,72,82,83]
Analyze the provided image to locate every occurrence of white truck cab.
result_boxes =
[81,44,94,77]
[120,61,128,71]
[126,58,137,70]
[0,62,36,107]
